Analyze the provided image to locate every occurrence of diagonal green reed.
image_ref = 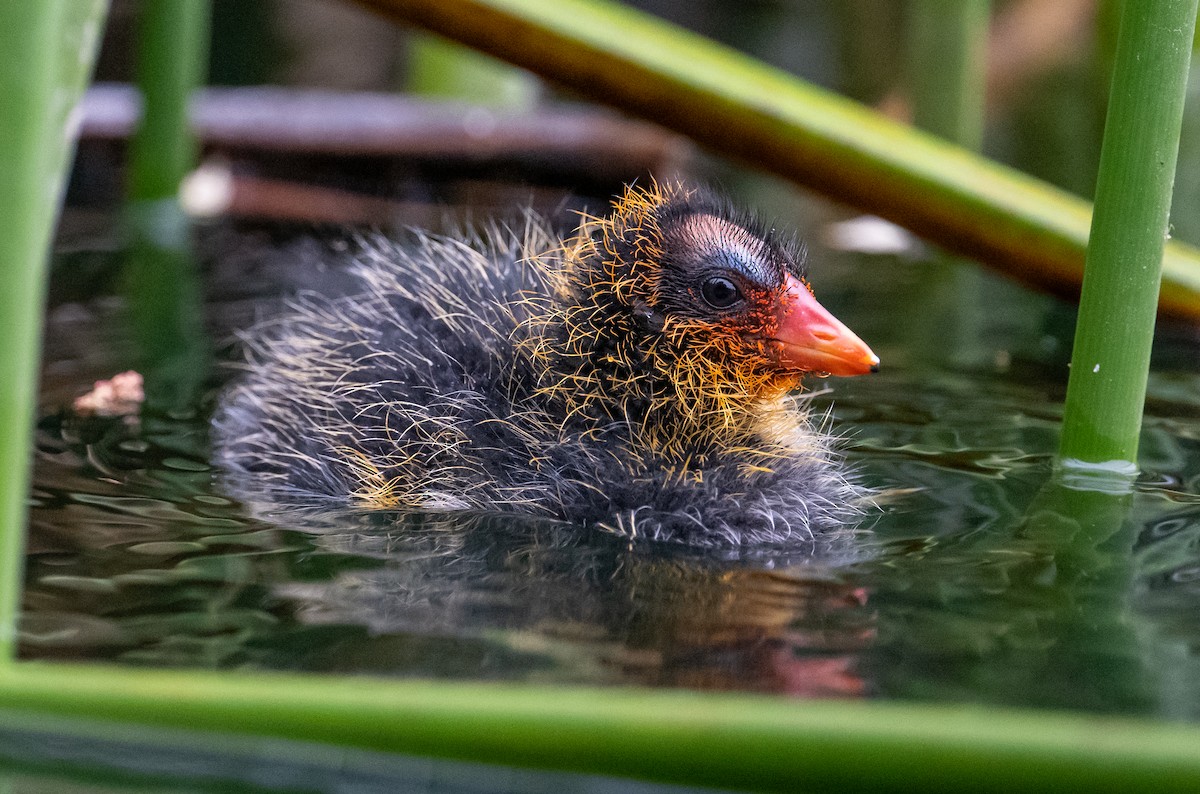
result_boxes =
[1059,0,1199,468]
[353,0,1200,319]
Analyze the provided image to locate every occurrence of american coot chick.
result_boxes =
[213,182,879,547]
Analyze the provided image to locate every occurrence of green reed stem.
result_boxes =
[0,0,108,663]
[128,0,209,203]
[355,0,1200,320]
[1059,0,1199,468]
[908,0,990,150]
[0,663,1199,793]
[125,0,211,411]
[905,0,992,372]
[0,1,61,669]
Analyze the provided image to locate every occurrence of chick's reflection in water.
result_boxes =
[268,509,873,697]
[213,181,878,549]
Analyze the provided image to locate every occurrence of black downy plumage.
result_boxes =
[213,182,879,547]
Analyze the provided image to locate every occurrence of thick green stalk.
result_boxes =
[1059,0,1199,467]
[128,0,209,202]
[1,663,1200,792]
[355,0,1200,320]
[0,0,62,670]
[908,0,990,150]
[0,0,108,663]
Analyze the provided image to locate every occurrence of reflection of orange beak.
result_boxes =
[772,274,879,376]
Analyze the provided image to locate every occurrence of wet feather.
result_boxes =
[213,182,870,547]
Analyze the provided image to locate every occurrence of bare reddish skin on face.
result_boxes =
[660,210,878,381]
[771,273,879,377]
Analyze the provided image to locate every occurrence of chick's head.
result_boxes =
[596,184,877,400]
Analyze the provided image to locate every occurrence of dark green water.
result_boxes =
[27,224,1200,730]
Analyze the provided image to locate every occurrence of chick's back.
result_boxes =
[213,224,563,514]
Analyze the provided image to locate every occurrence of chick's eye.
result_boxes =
[700,276,743,309]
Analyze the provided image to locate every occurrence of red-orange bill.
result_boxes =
[772,274,879,377]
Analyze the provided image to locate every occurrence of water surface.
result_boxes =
[28,229,1200,722]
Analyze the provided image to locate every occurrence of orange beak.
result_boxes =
[771,274,879,376]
